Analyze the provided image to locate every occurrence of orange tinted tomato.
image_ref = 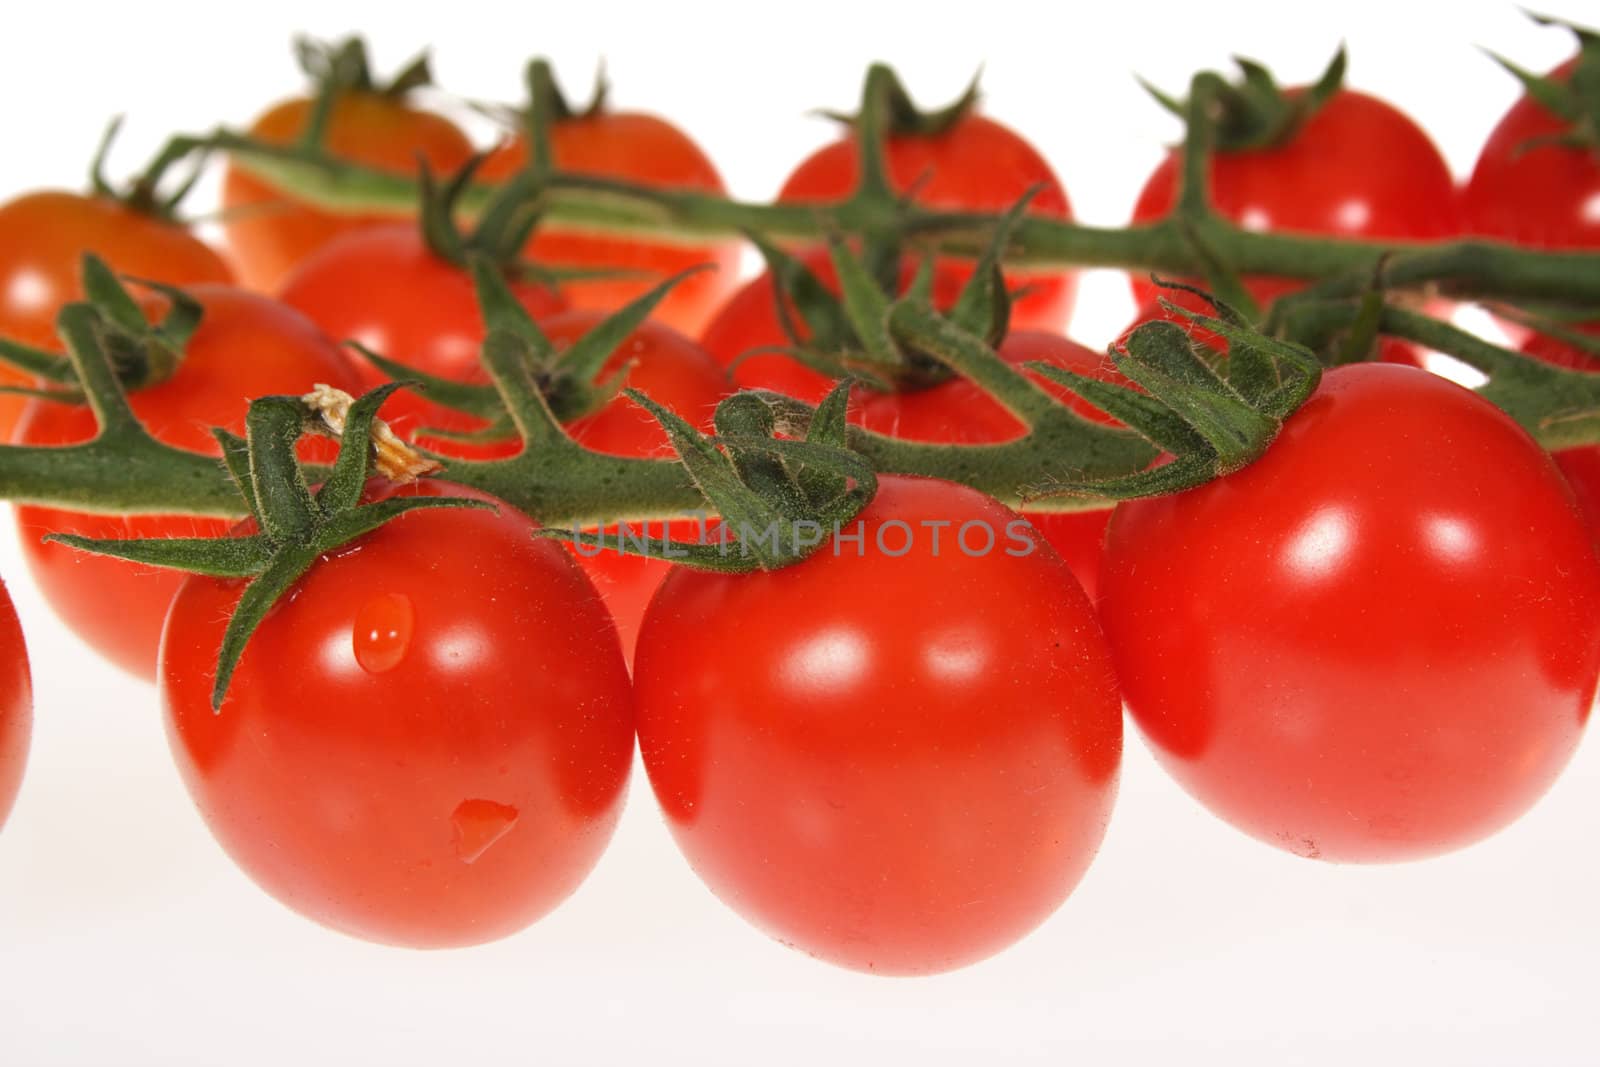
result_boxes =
[221,94,473,292]
[0,191,233,438]
[15,287,360,679]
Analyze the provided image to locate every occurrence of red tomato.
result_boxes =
[1464,59,1599,255]
[1099,363,1600,862]
[777,114,1076,330]
[159,479,634,948]
[277,223,566,441]
[0,579,32,832]
[1131,89,1459,307]
[1521,328,1600,534]
[482,112,740,335]
[14,286,361,680]
[221,94,474,292]
[634,475,1122,974]
[0,191,233,438]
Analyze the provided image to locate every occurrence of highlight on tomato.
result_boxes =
[220,37,474,292]
[480,61,741,336]
[0,578,32,833]
[159,479,635,948]
[1098,362,1600,863]
[10,264,360,680]
[774,65,1077,331]
[1129,51,1459,308]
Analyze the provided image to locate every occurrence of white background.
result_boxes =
[2,1,1598,1063]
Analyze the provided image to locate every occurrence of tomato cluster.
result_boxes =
[0,32,1597,977]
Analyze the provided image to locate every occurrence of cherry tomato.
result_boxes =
[276,223,566,441]
[1131,89,1458,307]
[482,112,740,335]
[1465,56,1600,343]
[1099,363,1600,862]
[221,94,473,292]
[15,287,361,680]
[777,114,1076,330]
[634,475,1122,974]
[0,191,233,438]
[1521,328,1600,534]
[1465,59,1598,254]
[0,578,32,832]
[159,479,634,948]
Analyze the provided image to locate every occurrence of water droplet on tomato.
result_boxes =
[353,592,414,674]
[452,799,519,864]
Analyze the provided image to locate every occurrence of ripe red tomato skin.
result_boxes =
[481,112,740,335]
[14,286,361,680]
[1099,363,1600,863]
[777,114,1077,330]
[159,479,635,948]
[221,94,474,293]
[0,579,32,832]
[277,223,567,445]
[1130,89,1459,307]
[0,190,234,439]
[634,475,1122,975]
[1464,59,1598,255]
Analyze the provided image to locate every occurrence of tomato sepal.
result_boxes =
[45,382,492,706]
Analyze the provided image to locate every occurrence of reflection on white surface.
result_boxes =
[1284,507,1353,579]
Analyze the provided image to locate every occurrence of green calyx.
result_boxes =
[823,62,980,139]
[47,382,491,709]
[1143,47,1346,153]
[0,254,202,401]
[294,35,433,100]
[88,117,211,221]
[416,154,545,273]
[1277,294,1600,452]
[350,256,710,445]
[745,191,1031,393]
[293,36,433,154]
[1487,13,1600,155]
[543,380,877,573]
[1027,283,1321,501]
